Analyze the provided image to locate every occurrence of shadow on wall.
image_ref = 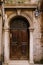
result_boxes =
[40,0,43,11]
[41,0,43,64]
[0,61,2,65]
[34,59,43,64]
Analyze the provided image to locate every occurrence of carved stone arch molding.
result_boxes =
[8,12,33,28]
[3,13,34,65]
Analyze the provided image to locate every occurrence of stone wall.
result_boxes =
[33,12,43,63]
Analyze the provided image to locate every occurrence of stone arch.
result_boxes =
[9,15,30,27]
[7,13,33,28]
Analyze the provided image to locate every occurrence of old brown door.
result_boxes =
[10,17,29,60]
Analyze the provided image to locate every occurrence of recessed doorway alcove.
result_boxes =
[3,14,34,65]
[10,16,30,60]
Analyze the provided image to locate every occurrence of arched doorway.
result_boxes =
[3,14,34,64]
[9,16,30,60]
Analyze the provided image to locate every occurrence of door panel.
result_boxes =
[10,18,29,60]
[10,29,29,60]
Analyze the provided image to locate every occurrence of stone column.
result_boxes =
[0,17,2,61]
[4,30,9,63]
[3,14,9,63]
[29,27,34,63]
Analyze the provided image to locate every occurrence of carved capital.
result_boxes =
[29,27,34,32]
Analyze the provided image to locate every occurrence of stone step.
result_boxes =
[2,62,43,65]
[2,63,43,65]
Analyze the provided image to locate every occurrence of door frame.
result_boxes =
[10,19,29,60]
[3,14,34,65]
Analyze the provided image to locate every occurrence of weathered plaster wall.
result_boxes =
[33,12,42,63]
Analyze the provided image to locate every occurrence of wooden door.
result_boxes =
[10,19,29,60]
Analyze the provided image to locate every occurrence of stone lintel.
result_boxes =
[4,4,37,9]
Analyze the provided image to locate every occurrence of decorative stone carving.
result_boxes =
[17,9,21,15]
